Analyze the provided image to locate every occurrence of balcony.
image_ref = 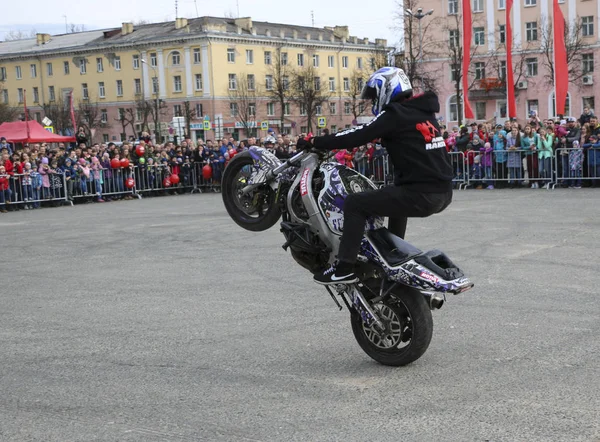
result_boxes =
[468,78,507,100]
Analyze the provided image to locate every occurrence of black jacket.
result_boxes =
[313,92,453,192]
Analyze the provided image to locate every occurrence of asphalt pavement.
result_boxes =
[0,189,599,442]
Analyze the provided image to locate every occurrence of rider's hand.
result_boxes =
[296,137,313,151]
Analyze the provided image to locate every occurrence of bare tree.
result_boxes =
[134,97,154,134]
[115,107,135,141]
[148,99,168,143]
[76,100,103,143]
[347,69,369,121]
[369,45,390,71]
[290,65,331,133]
[183,101,197,138]
[228,72,261,137]
[0,83,19,123]
[265,47,293,134]
[2,29,37,41]
[42,97,72,134]
[68,24,86,33]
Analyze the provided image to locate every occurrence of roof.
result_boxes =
[0,16,385,60]
[0,120,76,143]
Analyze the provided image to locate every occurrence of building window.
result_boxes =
[133,54,140,69]
[527,99,539,118]
[248,103,256,117]
[357,57,363,69]
[284,102,290,115]
[316,104,322,116]
[475,102,486,119]
[328,55,335,68]
[97,57,104,72]
[499,61,507,80]
[449,95,458,121]
[526,58,538,76]
[474,27,485,45]
[134,78,142,95]
[174,104,182,117]
[195,74,203,90]
[582,16,594,37]
[171,52,180,66]
[82,83,89,99]
[101,109,108,123]
[267,102,275,116]
[281,52,288,65]
[227,48,236,63]
[174,75,182,92]
[358,77,364,90]
[329,77,336,91]
[30,64,37,78]
[550,92,571,116]
[247,74,255,90]
[342,56,349,68]
[450,63,459,82]
[331,125,337,133]
[344,102,351,114]
[229,73,237,90]
[0,67,5,81]
[583,53,594,74]
[300,104,307,116]
[80,59,86,74]
[498,0,505,9]
[475,62,486,80]
[524,0,536,6]
[48,86,55,101]
[329,102,337,114]
[343,77,350,91]
[313,77,321,91]
[283,75,289,90]
[98,81,105,98]
[116,79,123,96]
[64,61,70,75]
[526,22,538,41]
[16,66,22,79]
[297,53,304,66]
[313,54,320,67]
[46,62,53,76]
[152,77,158,94]
[17,88,23,103]
[150,52,157,67]
[33,87,39,103]
[193,48,201,64]
[449,0,458,14]
[246,49,254,64]
[264,51,271,65]
[1,89,7,104]
[473,0,484,12]
[583,96,595,112]
[114,56,121,70]
[230,102,238,117]
[265,75,273,90]
[449,29,459,47]
[196,103,203,117]
[499,25,506,44]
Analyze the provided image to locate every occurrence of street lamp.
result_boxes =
[405,8,434,63]
[141,58,161,142]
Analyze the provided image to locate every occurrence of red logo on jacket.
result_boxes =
[416,121,439,142]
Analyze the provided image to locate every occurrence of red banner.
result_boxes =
[461,0,474,119]
[505,0,517,118]
[553,0,568,116]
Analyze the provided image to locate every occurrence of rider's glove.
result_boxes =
[296,137,313,151]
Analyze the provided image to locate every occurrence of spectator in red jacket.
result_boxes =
[0,165,10,212]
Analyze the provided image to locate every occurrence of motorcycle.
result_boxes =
[222,146,473,366]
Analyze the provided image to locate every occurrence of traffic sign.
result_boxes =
[44,126,54,133]
[317,117,327,128]
[203,120,211,131]
[204,115,210,121]
[261,121,269,130]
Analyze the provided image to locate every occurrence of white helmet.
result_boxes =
[361,67,413,116]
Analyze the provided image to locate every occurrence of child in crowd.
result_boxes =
[91,157,104,202]
[22,162,33,209]
[505,127,522,188]
[38,158,51,199]
[480,142,494,189]
[0,165,10,213]
[78,159,90,195]
[30,165,42,208]
[63,158,75,200]
[569,140,583,189]
[470,155,484,189]
[583,134,600,187]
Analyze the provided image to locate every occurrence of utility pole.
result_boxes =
[311,11,315,27]
[141,59,161,143]
[405,8,434,63]
[62,15,68,34]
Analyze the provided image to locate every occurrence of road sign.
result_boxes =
[203,120,211,131]
[261,121,269,130]
[204,115,210,121]
[317,117,327,128]
[42,117,52,126]
[44,126,54,133]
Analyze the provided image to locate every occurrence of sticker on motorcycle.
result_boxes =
[300,168,310,196]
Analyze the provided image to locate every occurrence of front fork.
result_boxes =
[325,283,387,333]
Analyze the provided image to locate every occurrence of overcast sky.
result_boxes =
[1,0,402,47]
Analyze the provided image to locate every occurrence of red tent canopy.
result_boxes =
[0,120,76,143]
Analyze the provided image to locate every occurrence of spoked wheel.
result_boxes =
[351,286,433,366]
[222,152,281,232]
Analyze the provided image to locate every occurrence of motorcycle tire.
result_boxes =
[351,286,433,367]
[221,151,281,232]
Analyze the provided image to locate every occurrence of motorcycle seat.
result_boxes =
[366,228,422,267]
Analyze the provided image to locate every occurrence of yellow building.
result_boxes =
[0,16,389,143]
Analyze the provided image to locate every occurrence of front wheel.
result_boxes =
[221,152,281,232]
[351,287,433,366]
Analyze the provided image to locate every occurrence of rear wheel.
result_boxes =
[351,286,433,366]
[221,152,281,232]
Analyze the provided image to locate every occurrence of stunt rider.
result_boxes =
[298,67,454,285]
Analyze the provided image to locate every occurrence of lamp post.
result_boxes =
[141,59,161,142]
[405,8,434,64]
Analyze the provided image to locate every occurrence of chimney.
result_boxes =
[292,30,298,39]
[363,37,370,45]
[318,34,323,41]
[121,22,134,36]
[333,26,349,40]
[266,29,271,37]
[351,36,358,44]
[36,33,51,46]
[234,17,253,32]
[279,30,285,38]
[375,38,387,47]
[306,32,311,40]
[175,17,188,30]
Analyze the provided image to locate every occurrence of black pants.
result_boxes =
[337,186,453,264]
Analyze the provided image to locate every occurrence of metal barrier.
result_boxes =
[553,147,600,188]
[0,171,70,209]
[194,161,225,193]
[448,151,468,189]
[69,167,138,201]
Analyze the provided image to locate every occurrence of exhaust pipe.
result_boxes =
[423,292,444,310]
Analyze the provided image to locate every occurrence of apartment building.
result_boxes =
[0,16,388,143]
[410,0,599,123]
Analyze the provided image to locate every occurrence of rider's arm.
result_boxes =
[312,110,393,151]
